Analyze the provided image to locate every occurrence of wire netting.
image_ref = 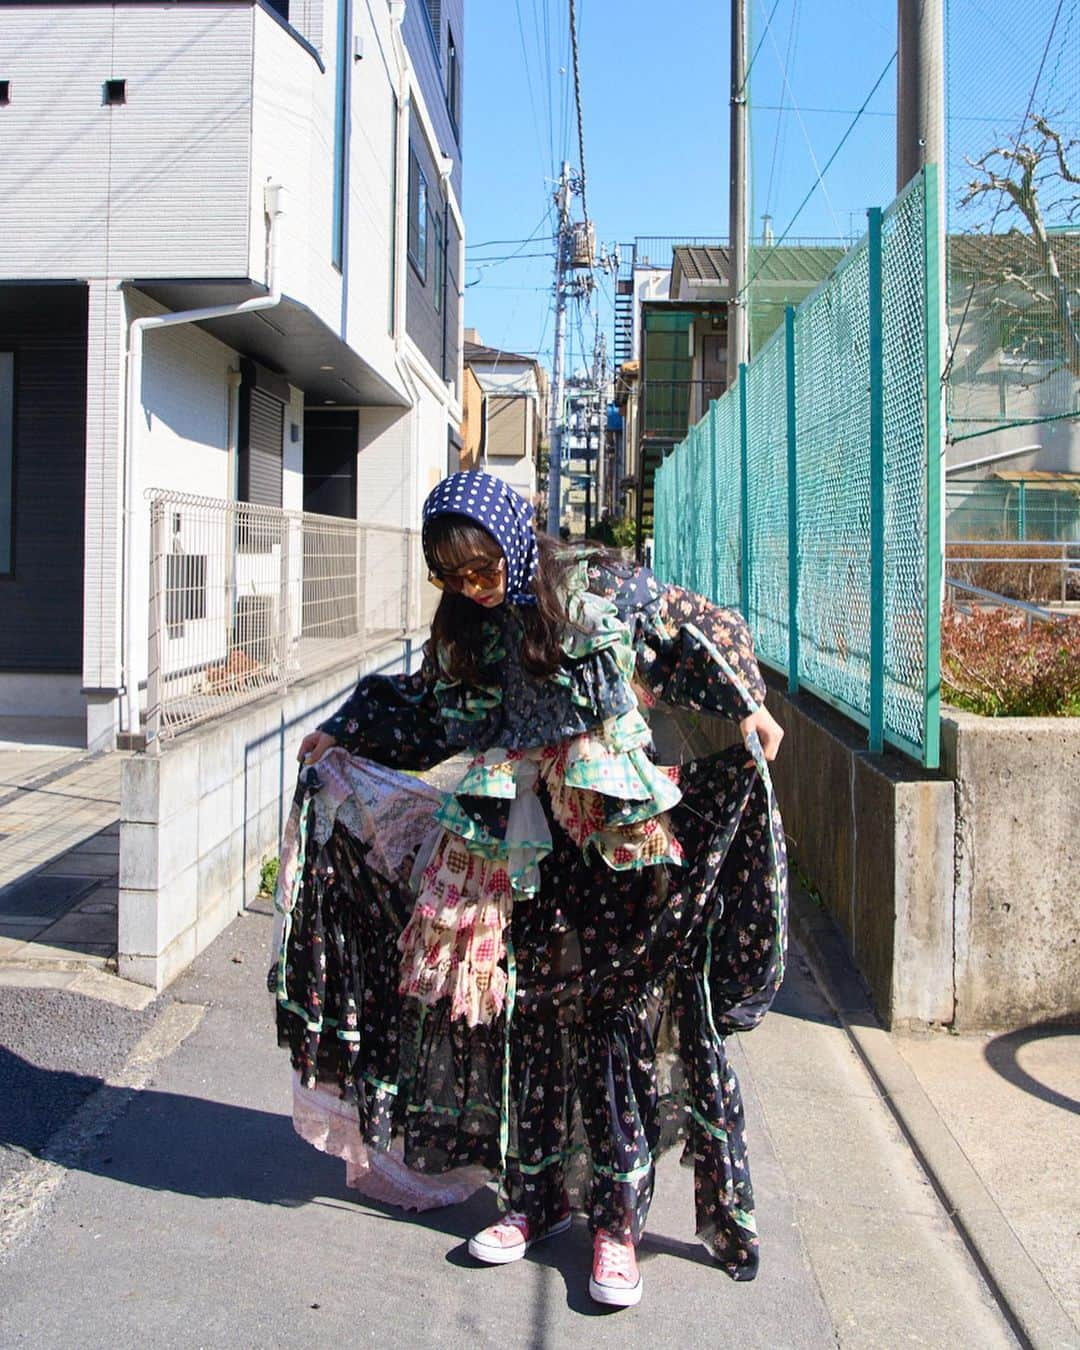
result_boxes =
[794,240,873,721]
[881,178,932,753]
[744,327,789,669]
[945,0,1080,446]
[653,173,939,764]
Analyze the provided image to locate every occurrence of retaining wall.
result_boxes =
[942,711,1080,1029]
[118,634,424,990]
[658,677,1079,1031]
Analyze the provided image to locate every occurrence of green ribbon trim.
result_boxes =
[507,1145,588,1175]
[406,1099,499,1118]
[691,1104,730,1143]
[592,1158,655,1184]
[499,931,518,1181]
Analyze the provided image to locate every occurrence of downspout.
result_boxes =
[122,182,285,736]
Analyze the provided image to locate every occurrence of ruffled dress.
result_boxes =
[273,559,788,1279]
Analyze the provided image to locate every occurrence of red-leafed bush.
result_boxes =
[941,605,1080,716]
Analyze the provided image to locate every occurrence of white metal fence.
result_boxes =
[145,490,432,744]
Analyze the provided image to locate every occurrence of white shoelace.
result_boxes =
[594,1233,637,1283]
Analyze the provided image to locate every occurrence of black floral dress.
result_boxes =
[274,559,788,1280]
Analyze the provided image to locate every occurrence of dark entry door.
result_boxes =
[303,410,358,518]
[302,410,358,638]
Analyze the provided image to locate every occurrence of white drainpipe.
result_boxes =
[945,443,1041,476]
[122,182,285,737]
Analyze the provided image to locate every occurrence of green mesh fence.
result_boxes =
[946,476,1080,541]
[744,327,790,670]
[653,169,942,768]
[945,0,1080,446]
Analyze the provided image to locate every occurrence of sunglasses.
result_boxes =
[427,557,505,592]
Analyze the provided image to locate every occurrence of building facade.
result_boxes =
[0,0,464,748]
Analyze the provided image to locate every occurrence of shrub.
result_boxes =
[947,540,1080,605]
[941,605,1080,716]
[258,855,280,897]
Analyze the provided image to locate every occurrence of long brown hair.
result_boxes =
[427,517,577,683]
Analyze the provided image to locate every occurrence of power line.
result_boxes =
[737,51,898,301]
[758,0,844,238]
[569,0,589,225]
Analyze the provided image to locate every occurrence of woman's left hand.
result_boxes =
[739,704,784,761]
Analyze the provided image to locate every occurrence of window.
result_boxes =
[433,208,444,313]
[103,78,126,106]
[0,353,12,573]
[407,147,428,282]
[0,82,10,106]
[446,28,459,136]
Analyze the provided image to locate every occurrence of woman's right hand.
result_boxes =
[296,730,337,765]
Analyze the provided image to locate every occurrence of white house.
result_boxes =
[0,0,464,748]
[0,0,466,988]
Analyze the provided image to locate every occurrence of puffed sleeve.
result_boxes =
[317,645,452,770]
[587,559,767,721]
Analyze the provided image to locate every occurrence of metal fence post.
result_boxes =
[356,524,368,646]
[868,206,885,755]
[785,306,799,694]
[709,404,720,603]
[738,363,750,619]
[922,162,943,769]
[145,495,166,754]
[278,512,291,694]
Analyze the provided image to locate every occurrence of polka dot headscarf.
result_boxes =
[421,471,539,607]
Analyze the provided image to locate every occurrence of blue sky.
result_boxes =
[461,0,899,374]
[460,0,1078,377]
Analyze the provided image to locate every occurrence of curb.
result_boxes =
[790,888,1080,1350]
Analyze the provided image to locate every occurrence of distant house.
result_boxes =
[611,237,843,546]
[0,0,465,749]
[460,331,547,502]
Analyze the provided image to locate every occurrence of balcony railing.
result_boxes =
[145,491,430,745]
[639,379,727,442]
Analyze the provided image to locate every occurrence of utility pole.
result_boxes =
[546,162,572,536]
[727,0,749,388]
[896,0,945,191]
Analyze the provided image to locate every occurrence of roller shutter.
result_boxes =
[238,359,288,507]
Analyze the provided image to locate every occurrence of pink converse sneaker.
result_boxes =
[588,1229,643,1307]
[467,1210,572,1265]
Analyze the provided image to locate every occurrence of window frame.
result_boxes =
[0,351,14,577]
[433,207,444,314]
[407,146,428,283]
[446,27,460,137]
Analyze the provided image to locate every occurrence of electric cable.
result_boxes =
[758,0,845,238]
[737,50,898,301]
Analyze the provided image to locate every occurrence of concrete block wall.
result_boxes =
[660,676,1079,1032]
[942,712,1080,1029]
[119,634,423,990]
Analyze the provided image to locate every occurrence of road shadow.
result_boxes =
[984,1020,1080,1116]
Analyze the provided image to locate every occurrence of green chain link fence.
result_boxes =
[654,167,942,768]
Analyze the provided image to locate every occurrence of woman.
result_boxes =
[277,471,787,1308]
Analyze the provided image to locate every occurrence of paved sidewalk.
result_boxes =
[0,906,1016,1348]
[0,739,128,977]
[795,892,1080,1349]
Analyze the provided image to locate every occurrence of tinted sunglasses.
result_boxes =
[426,557,505,592]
